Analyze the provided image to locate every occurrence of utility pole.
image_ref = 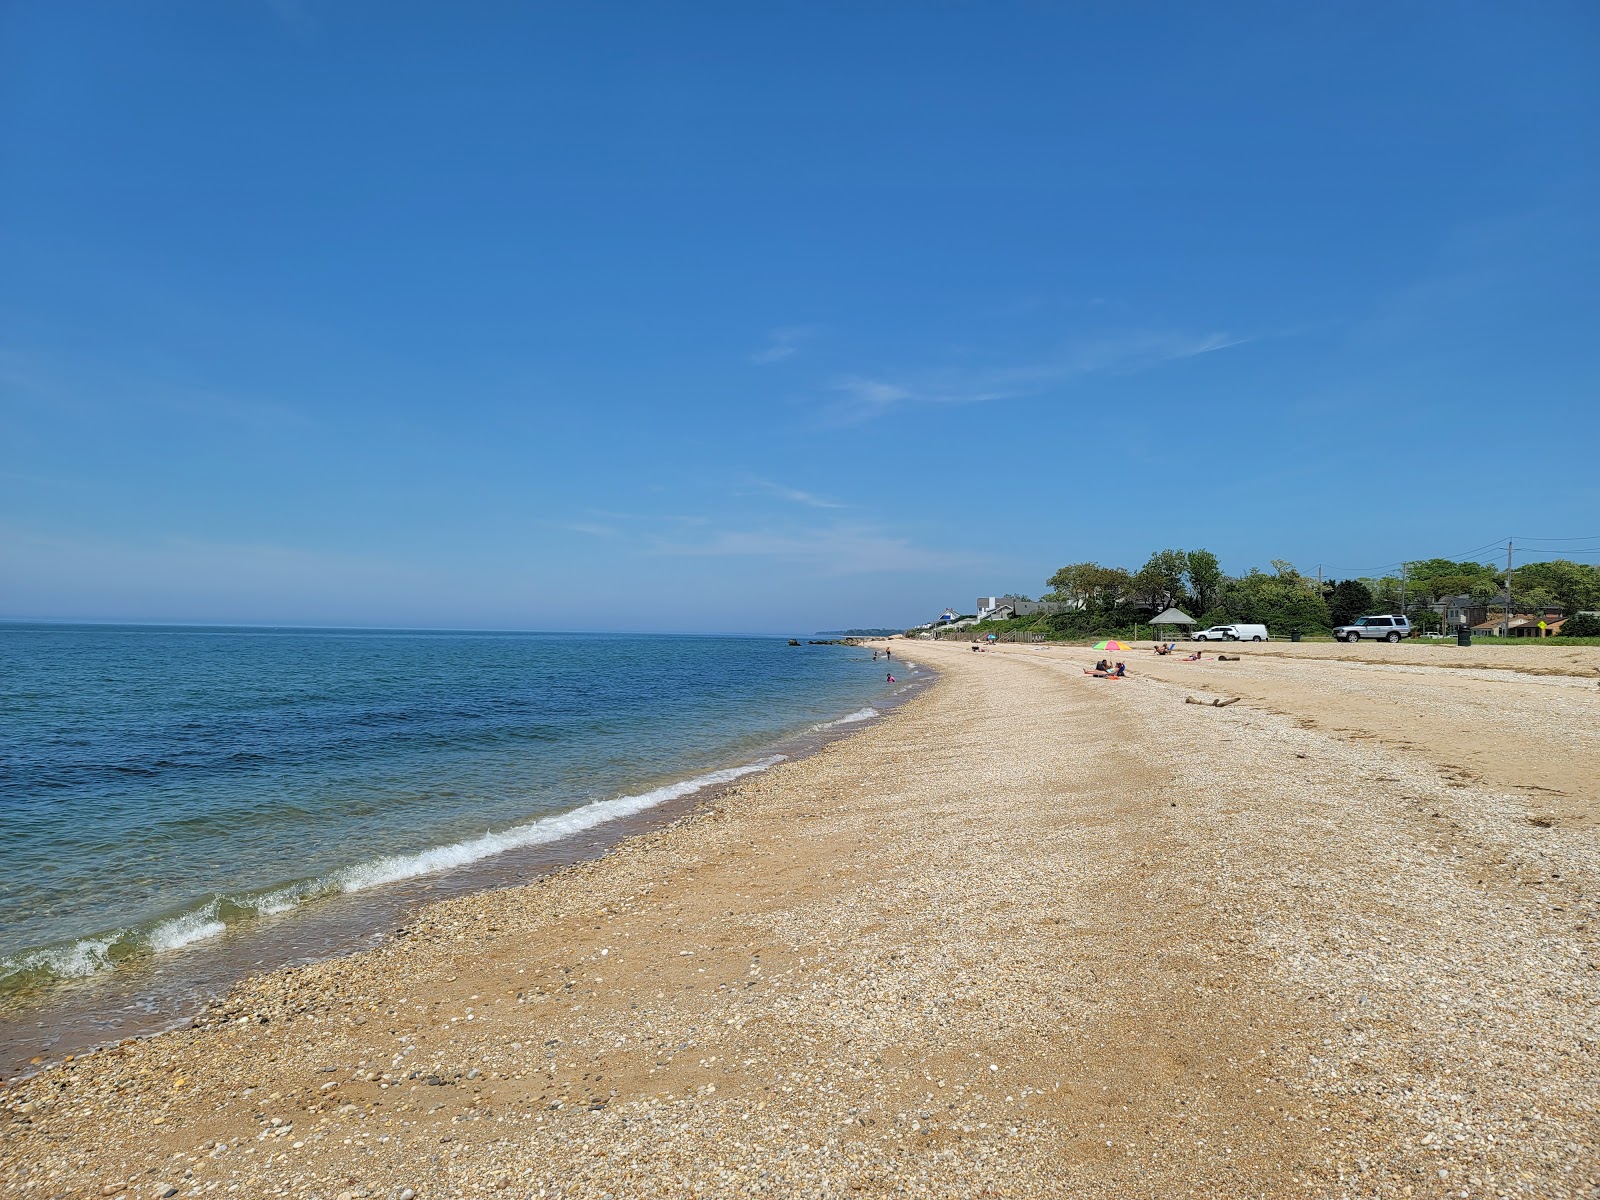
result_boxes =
[1400,562,1407,619]
[1504,539,1514,636]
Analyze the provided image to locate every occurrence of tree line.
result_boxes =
[1027,550,1600,637]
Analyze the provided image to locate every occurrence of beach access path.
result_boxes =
[4,639,1598,1198]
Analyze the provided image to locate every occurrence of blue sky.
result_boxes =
[3,2,1597,632]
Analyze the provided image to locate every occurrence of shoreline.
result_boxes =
[3,639,1595,1196]
[0,666,937,1084]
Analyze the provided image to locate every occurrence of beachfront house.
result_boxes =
[1436,593,1569,635]
[1429,594,1491,631]
[1471,607,1568,637]
[976,595,1075,620]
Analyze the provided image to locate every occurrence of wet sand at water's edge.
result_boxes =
[4,639,1597,1198]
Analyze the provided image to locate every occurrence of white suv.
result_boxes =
[1191,624,1269,642]
[1334,614,1411,643]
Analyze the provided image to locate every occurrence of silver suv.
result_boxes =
[1333,614,1411,643]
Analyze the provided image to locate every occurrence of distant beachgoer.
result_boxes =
[1114,662,1126,677]
[886,672,896,683]
[1094,658,1110,673]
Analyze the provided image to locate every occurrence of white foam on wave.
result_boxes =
[814,707,879,731]
[3,757,793,987]
[334,755,787,894]
[239,885,311,917]
[147,905,227,952]
[0,933,120,985]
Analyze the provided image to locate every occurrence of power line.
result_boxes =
[1328,535,1600,577]
[1428,539,1508,564]
[1322,564,1403,574]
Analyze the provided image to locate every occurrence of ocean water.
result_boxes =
[0,625,916,1005]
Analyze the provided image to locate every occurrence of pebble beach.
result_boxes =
[4,639,1598,1199]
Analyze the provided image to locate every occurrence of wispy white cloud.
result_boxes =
[649,521,978,575]
[743,475,846,509]
[819,329,1248,424]
[750,325,817,365]
[546,520,620,538]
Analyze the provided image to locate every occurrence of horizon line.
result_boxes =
[0,617,904,639]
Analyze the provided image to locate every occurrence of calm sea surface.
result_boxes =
[0,625,916,1007]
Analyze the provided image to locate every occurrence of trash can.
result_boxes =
[1457,626,1472,647]
[1290,629,1303,643]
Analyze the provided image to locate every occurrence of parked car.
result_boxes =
[1191,623,1269,642]
[1333,614,1411,643]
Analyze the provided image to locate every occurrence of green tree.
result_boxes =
[1091,566,1134,610]
[1045,563,1099,608]
[1045,563,1133,610]
[1327,579,1375,627]
[1184,549,1223,615]
[1562,612,1600,637]
[1366,575,1404,613]
[1401,559,1501,612]
[1510,560,1600,613]
[1132,549,1188,613]
[1220,562,1331,632]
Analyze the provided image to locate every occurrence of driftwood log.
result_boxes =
[1185,696,1241,707]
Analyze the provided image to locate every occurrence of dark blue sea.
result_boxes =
[0,625,918,1010]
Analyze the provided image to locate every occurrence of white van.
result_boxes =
[1191,623,1269,642]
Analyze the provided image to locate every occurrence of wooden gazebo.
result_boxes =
[1149,607,1197,643]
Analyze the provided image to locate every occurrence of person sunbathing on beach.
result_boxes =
[1183,649,1203,661]
[1114,662,1126,677]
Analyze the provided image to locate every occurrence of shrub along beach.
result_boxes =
[926,550,1600,643]
[4,638,1597,1197]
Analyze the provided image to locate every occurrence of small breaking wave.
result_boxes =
[333,755,784,893]
[0,755,787,997]
[146,904,228,953]
[0,935,121,987]
[813,707,879,731]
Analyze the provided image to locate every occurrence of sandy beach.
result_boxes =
[4,639,1598,1199]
